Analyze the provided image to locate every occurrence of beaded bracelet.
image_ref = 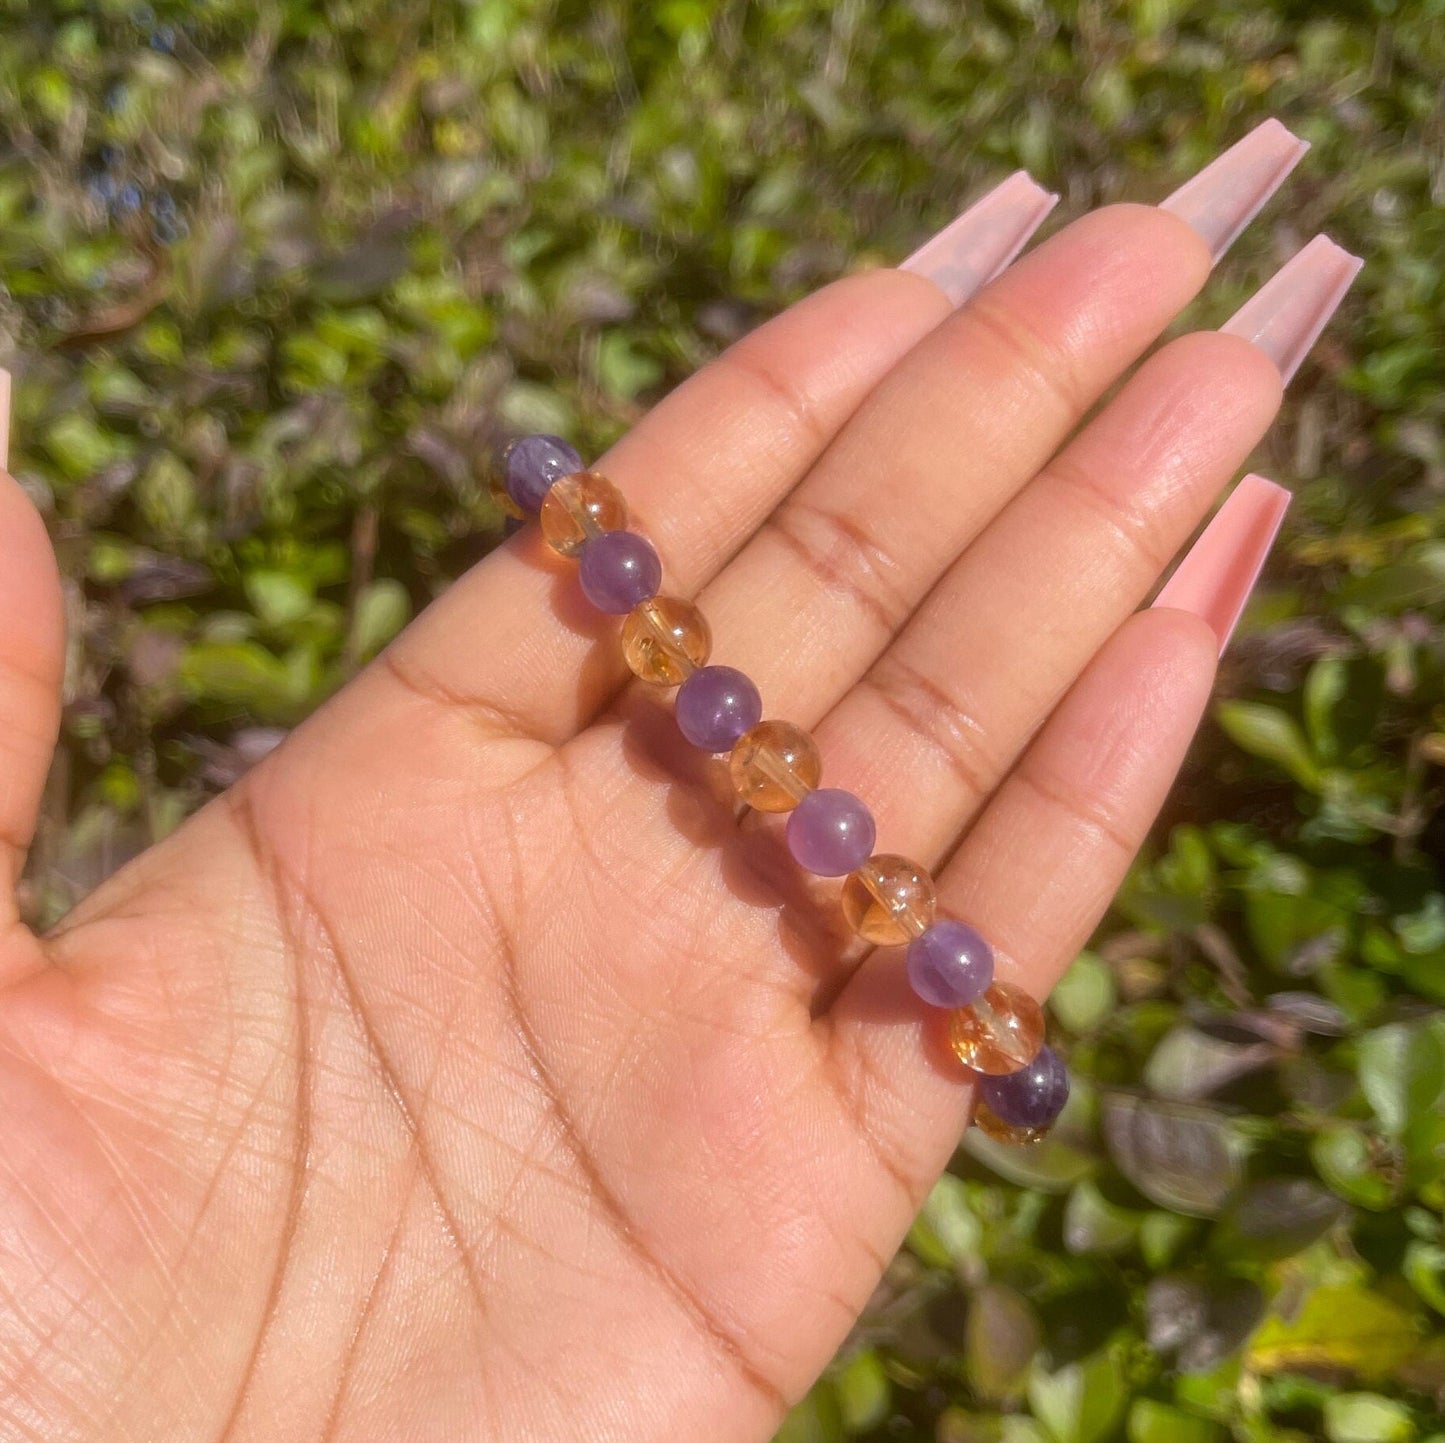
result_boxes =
[496,433,1071,1145]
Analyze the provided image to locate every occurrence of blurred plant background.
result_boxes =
[1,0,1442,1438]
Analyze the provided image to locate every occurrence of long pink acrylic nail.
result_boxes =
[900,171,1058,305]
[1153,473,1292,655]
[1159,118,1309,262]
[1220,235,1363,384]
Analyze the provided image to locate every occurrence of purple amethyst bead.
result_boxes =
[906,919,995,1008]
[786,788,875,876]
[978,1045,1070,1131]
[578,531,662,614]
[505,433,583,512]
[675,665,762,751]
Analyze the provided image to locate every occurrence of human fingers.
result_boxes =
[809,238,1358,867]
[821,477,1290,1191]
[375,178,1052,753]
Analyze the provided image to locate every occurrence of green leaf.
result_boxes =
[967,1284,1041,1403]
[1050,952,1117,1035]
[1357,1019,1445,1137]
[1064,1180,1144,1256]
[1139,1211,1197,1270]
[244,569,315,629]
[43,411,132,481]
[1404,1242,1445,1317]
[595,330,664,401]
[1216,701,1322,790]
[1127,1399,1224,1443]
[178,641,310,721]
[1312,1125,1401,1210]
[1338,541,1445,610]
[915,1172,982,1263]
[835,1349,889,1432]
[351,578,411,659]
[1304,656,1350,761]
[1213,1178,1350,1264]
[773,1383,843,1443]
[1028,1347,1128,1443]
[1246,1285,1423,1380]
[1323,1393,1416,1443]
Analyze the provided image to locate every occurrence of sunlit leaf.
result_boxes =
[1246,1286,1424,1379]
[1323,1392,1416,1443]
[1216,701,1322,790]
[1102,1094,1244,1217]
[1028,1347,1128,1443]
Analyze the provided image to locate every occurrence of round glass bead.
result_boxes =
[622,596,712,686]
[540,470,628,557]
[972,1101,1050,1146]
[786,788,876,877]
[840,854,936,944]
[906,919,995,1008]
[728,721,821,812]
[505,433,583,512]
[489,472,528,521]
[947,981,1045,1076]
[578,531,663,614]
[978,1044,1069,1131]
[675,665,762,751]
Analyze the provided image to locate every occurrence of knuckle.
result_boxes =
[861,659,998,805]
[769,499,912,636]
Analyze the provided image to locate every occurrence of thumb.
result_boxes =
[0,370,65,928]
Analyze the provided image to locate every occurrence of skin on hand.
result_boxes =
[0,196,1306,1441]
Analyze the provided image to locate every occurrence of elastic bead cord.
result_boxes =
[501,437,1071,1143]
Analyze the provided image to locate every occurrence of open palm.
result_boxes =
[0,168,1350,1439]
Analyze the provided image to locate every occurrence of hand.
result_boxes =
[0,125,1355,1441]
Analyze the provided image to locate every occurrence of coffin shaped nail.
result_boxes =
[900,171,1058,306]
[1153,472,1292,655]
[1159,118,1309,262]
[1220,235,1363,384]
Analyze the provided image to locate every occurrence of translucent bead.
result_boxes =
[505,434,583,512]
[978,1045,1069,1131]
[840,854,936,944]
[540,470,628,557]
[728,721,821,812]
[907,919,994,1008]
[622,596,712,686]
[947,981,1045,1076]
[578,531,662,614]
[489,472,528,521]
[972,1101,1050,1146]
[786,788,876,877]
[675,665,762,752]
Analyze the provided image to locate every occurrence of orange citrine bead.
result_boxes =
[840,854,936,944]
[728,720,822,813]
[621,596,712,686]
[539,470,628,557]
[947,981,1045,1076]
[971,1100,1049,1146]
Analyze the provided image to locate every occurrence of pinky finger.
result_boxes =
[821,471,1287,1205]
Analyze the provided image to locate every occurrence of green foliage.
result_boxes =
[0,0,1440,1437]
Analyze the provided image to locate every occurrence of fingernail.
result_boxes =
[900,171,1058,305]
[1219,234,1363,385]
[1159,118,1309,262]
[1153,472,1292,655]
[0,368,10,469]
